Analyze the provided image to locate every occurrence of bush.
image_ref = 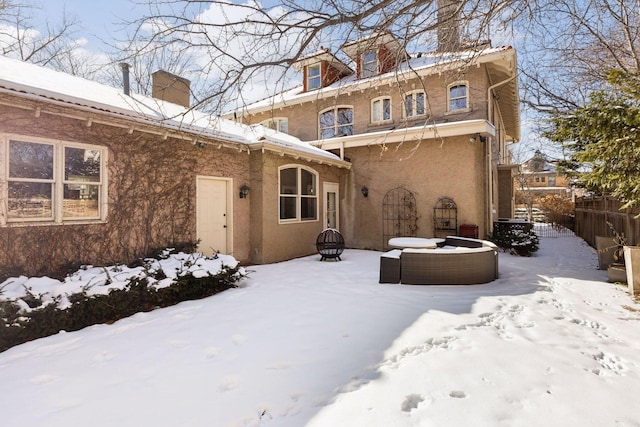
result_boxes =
[490,224,540,256]
[538,195,575,230]
[0,252,245,353]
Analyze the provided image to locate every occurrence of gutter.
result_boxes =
[486,74,517,234]
[0,86,248,150]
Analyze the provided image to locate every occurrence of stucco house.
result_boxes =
[233,30,520,249]
[0,55,350,279]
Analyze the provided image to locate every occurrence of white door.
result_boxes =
[197,177,231,256]
[323,182,339,230]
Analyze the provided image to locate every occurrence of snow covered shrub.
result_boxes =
[0,251,246,353]
[490,225,540,256]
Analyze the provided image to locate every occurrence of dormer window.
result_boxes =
[362,51,378,78]
[307,64,321,91]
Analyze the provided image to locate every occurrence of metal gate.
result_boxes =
[383,187,417,249]
[433,197,457,238]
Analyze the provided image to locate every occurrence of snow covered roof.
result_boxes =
[0,55,348,167]
[241,46,515,112]
[238,45,520,142]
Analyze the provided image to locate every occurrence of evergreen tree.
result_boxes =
[545,71,640,212]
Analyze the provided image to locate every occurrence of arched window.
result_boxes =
[403,90,425,118]
[319,106,353,139]
[279,165,318,223]
[371,97,392,123]
[448,82,468,111]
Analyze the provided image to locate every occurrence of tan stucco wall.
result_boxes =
[341,135,487,250]
[498,167,515,218]
[244,67,491,142]
[248,151,346,264]
[0,98,251,278]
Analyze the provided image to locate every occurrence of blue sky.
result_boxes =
[39,0,145,52]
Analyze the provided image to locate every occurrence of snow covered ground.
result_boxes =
[1,235,639,427]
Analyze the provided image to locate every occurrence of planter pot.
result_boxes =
[623,246,640,296]
[607,264,627,284]
[595,235,617,270]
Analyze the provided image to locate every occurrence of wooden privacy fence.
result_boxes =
[574,196,640,247]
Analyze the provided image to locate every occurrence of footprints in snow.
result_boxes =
[382,336,457,370]
[400,391,467,413]
[589,351,627,376]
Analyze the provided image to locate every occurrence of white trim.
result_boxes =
[278,164,319,224]
[370,96,392,124]
[447,81,470,112]
[403,89,426,118]
[196,175,233,255]
[318,105,354,139]
[260,117,289,134]
[307,64,321,91]
[1,132,108,226]
[323,182,339,230]
[313,119,496,151]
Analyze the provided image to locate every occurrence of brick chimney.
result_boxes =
[151,70,191,108]
[437,0,462,51]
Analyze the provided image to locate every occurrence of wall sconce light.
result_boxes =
[361,186,369,197]
[239,184,250,199]
[470,134,487,143]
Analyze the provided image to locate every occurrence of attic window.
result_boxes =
[307,64,321,90]
[362,51,377,78]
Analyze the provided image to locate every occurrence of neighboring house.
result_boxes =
[233,29,520,247]
[0,55,349,278]
[516,150,574,203]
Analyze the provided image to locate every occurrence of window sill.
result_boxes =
[3,219,107,228]
[445,107,472,116]
[278,218,320,225]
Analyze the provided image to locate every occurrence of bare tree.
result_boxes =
[517,0,640,116]
[0,0,105,78]
[119,0,526,113]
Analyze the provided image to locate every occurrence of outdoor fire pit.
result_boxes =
[316,228,345,261]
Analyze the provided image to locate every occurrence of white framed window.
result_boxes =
[404,90,426,118]
[448,82,468,111]
[371,97,392,123]
[307,64,321,90]
[362,51,378,78]
[261,118,289,134]
[319,106,354,139]
[279,165,318,223]
[2,134,106,224]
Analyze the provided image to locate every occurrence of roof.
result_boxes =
[0,55,349,168]
[341,30,406,60]
[238,45,520,142]
[291,48,353,75]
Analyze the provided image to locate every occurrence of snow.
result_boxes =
[0,252,240,311]
[1,235,640,427]
[0,55,341,162]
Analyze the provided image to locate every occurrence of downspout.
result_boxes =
[486,75,516,234]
